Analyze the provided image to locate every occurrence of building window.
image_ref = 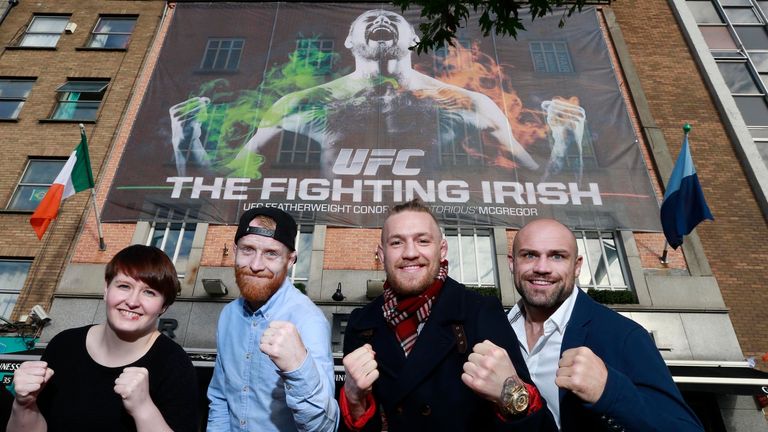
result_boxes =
[51,80,109,121]
[147,222,196,277]
[87,16,137,49]
[290,225,314,281]
[574,230,629,291]
[530,41,574,73]
[278,105,323,165]
[433,38,473,74]
[445,228,496,287]
[331,313,349,353]
[7,159,66,211]
[0,79,34,119]
[295,38,335,74]
[688,0,724,24]
[19,15,69,48]
[200,38,244,71]
[717,61,762,93]
[0,259,31,320]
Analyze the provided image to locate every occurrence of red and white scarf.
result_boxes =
[382,260,448,356]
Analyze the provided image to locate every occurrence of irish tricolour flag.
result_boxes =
[30,129,95,240]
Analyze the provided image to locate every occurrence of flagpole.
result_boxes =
[80,124,106,251]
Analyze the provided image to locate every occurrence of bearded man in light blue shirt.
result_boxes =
[207,207,338,431]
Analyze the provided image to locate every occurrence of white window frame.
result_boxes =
[87,16,137,49]
[146,220,196,277]
[290,225,314,282]
[444,227,497,288]
[574,230,630,291]
[19,15,69,48]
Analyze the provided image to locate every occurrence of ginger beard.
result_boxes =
[235,265,285,306]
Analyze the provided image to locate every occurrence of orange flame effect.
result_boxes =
[416,42,582,168]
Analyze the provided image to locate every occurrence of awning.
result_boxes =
[667,360,768,396]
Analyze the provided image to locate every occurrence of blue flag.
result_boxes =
[660,131,713,249]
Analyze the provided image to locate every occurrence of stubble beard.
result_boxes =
[236,266,283,307]
[387,260,438,297]
[515,272,573,311]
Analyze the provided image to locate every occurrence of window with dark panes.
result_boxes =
[735,26,768,50]
[687,1,723,24]
[19,15,68,47]
[7,159,66,211]
[530,41,574,73]
[434,38,473,74]
[734,96,768,126]
[277,104,323,165]
[51,80,109,121]
[0,79,34,119]
[717,62,762,93]
[200,38,244,71]
[87,17,137,48]
[0,259,31,320]
[295,38,335,74]
[723,6,762,23]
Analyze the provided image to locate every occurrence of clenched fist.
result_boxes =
[555,347,607,403]
[342,344,379,417]
[461,340,520,404]
[114,367,153,416]
[12,361,54,407]
[259,321,308,372]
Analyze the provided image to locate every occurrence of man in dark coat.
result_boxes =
[338,199,556,431]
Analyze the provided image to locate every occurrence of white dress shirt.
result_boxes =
[507,286,580,430]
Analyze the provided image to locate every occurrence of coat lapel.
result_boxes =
[389,279,465,403]
[559,289,592,401]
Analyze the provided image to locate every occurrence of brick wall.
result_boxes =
[612,0,768,368]
[0,0,165,318]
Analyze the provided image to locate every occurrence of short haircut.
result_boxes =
[105,244,180,307]
[383,199,441,239]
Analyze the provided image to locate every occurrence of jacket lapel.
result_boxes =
[389,278,465,403]
[559,289,592,401]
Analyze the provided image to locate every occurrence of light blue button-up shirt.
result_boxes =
[207,278,339,431]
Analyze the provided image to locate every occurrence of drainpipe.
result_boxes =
[0,0,19,28]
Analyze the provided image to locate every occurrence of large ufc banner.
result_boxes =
[102,3,661,230]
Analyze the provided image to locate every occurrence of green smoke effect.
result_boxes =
[184,36,347,179]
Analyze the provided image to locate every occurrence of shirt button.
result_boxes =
[419,404,431,416]
[240,420,246,426]
[252,321,257,327]
[395,405,404,415]
[242,385,248,392]
[286,383,292,390]
[245,353,251,359]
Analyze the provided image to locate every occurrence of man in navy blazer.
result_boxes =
[465,218,703,431]
[338,200,556,431]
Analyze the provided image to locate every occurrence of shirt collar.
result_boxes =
[239,277,293,317]
[509,285,580,334]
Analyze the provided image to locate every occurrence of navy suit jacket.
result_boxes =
[558,289,703,431]
[341,277,557,432]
